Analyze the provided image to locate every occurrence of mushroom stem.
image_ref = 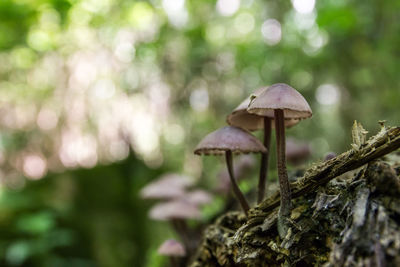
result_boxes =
[274,109,291,238]
[225,150,250,216]
[170,219,191,252]
[169,257,177,267]
[257,117,271,203]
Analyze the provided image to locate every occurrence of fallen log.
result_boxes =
[191,123,400,266]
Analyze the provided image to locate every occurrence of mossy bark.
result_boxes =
[190,125,400,266]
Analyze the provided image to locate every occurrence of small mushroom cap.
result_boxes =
[184,190,213,205]
[227,87,299,131]
[324,152,337,161]
[140,173,194,200]
[158,239,186,257]
[285,138,311,165]
[247,83,312,119]
[194,126,267,155]
[149,200,202,221]
[140,185,186,200]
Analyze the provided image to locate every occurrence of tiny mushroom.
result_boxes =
[227,87,299,203]
[158,239,186,267]
[247,83,312,238]
[140,173,194,200]
[194,126,267,216]
[324,152,337,161]
[158,239,186,256]
[149,200,201,252]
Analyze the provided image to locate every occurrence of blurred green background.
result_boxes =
[0,0,399,266]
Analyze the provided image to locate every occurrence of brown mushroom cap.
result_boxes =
[194,126,267,155]
[149,200,202,221]
[247,83,312,119]
[227,87,299,131]
[158,239,186,257]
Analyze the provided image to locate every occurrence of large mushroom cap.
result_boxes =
[158,239,186,257]
[194,126,267,155]
[247,83,312,119]
[149,200,202,221]
[227,87,299,131]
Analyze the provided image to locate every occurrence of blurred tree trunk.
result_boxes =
[190,126,400,266]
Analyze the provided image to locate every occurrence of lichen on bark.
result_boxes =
[191,125,400,266]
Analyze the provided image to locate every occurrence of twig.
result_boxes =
[255,126,400,215]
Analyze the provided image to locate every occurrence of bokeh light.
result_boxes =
[316,84,341,106]
[190,88,209,112]
[261,19,282,45]
[291,0,316,14]
[23,154,47,180]
[216,0,241,16]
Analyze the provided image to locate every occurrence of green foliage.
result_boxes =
[0,0,399,266]
[0,155,163,267]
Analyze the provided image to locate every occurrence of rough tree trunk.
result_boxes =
[190,124,400,267]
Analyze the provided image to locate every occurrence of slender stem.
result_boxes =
[171,219,190,251]
[169,257,179,267]
[225,151,250,216]
[274,109,291,238]
[257,117,271,204]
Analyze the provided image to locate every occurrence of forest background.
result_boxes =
[0,0,399,266]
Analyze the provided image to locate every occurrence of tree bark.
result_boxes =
[190,125,400,266]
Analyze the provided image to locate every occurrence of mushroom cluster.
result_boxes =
[195,83,312,238]
[246,83,312,237]
[140,173,213,266]
[140,83,313,265]
[227,87,300,203]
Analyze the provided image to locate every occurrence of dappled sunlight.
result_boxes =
[292,0,316,14]
[23,154,47,180]
[0,0,398,266]
[316,84,341,106]
[234,13,255,35]
[261,19,282,45]
[216,0,241,17]
[190,88,209,112]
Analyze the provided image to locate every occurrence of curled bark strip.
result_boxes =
[255,126,400,216]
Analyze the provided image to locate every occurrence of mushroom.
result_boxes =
[194,126,267,216]
[149,200,201,221]
[149,200,201,253]
[140,173,194,200]
[285,138,311,166]
[158,239,186,267]
[227,88,299,203]
[183,189,213,206]
[324,152,337,161]
[247,83,312,238]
